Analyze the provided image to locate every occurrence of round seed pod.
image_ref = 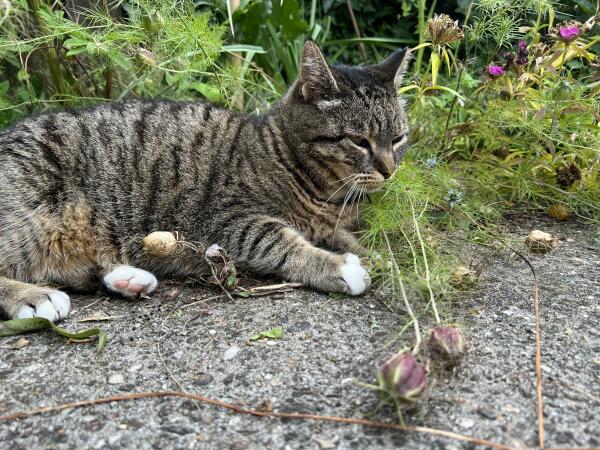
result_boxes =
[143,231,177,257]
[525,230,558,253]
[547,204,570,221]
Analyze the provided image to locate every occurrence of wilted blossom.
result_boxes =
[445,189,463,208]
[487,65,505,77]
[426,14,464,47]
[378,351,426,402]
[428,326,467,366]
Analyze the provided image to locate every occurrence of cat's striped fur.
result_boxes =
[0,41,410,321]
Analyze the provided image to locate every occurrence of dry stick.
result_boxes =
[511,248,544,450]
[382,231,422,354]
[0,390,515,450]
[346,0,368,63]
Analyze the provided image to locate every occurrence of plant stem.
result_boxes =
[410,200,441,324]
[440,63,464,151]
[383,231,422,355]
[104,64,113,99]
[414,0,426,74]
[26,0,67,97]
[346,0,367,63]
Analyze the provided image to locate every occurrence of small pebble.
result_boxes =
[224,345,241,360]
[208,329,217,336]
[458,417,475,429]
[108,374,125,385]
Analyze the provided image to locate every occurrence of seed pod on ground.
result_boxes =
[428,326,467,367]
[525,230,558,253]
[547,204,570,221]
[450,265,477,290]
[143,231,177,257]
[378,351,427,402]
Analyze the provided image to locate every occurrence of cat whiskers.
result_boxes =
[310,175,357,224]
[333,180,359,241]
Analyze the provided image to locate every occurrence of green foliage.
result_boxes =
[0,0,233,126]
[0,317,107,351]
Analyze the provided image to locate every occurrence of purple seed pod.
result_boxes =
[428,326,467,366]
[378,351,427,402]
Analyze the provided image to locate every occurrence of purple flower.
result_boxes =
[517,40,528,65]
[559,26,580,42]
[488,65,505,77]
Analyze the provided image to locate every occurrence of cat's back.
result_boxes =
[0,99,246,193]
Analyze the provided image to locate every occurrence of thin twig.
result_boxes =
[345,0,367,63]
[179,295,223,309]
[382,231,422,355]
[0,390,515,449]
[510,247,544,450]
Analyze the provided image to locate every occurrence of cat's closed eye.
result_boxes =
[348,136,372,154]
[392,134,409,150]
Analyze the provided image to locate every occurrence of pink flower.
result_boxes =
[559,26,580,42]
[518,40,527,51]
[487,65,505,77]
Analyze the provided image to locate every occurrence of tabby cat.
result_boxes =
[0,41,410,322]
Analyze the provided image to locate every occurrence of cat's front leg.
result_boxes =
[325,229,368,257]
[231,217,371,295]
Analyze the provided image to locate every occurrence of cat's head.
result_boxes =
[282,41,411,198]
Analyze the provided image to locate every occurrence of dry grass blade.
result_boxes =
[0,390,516,449]
[511,248,545,449]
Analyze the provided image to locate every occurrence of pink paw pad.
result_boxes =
[103,266,158,298]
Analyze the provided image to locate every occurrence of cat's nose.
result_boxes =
[373,153,395,179]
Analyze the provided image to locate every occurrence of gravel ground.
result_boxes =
[0,215,598,450]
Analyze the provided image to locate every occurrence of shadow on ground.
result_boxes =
[0,216,598,449]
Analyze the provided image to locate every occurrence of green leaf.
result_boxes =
[0,80,9,96]
[221,44,266,54]
[0,318,107,352]
[249,326,283,341]
[191,82,222,103]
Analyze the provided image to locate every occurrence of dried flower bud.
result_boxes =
[525,230,558,253]
[143,231,177,257]
[487,65,505,77]
[142,10,165,33]
[529,42,549,59]
[555,163,581,187]
[547,204,570,221]
[426,14,464,47]
[378,352,427,402]
[136,48,157,66]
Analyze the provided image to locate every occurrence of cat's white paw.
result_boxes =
[340,253,371,295]
[15,290,70,322]
[103,265,158,297]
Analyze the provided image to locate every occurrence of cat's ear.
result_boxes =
[299,40,339,102]
[372,48,412,91]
